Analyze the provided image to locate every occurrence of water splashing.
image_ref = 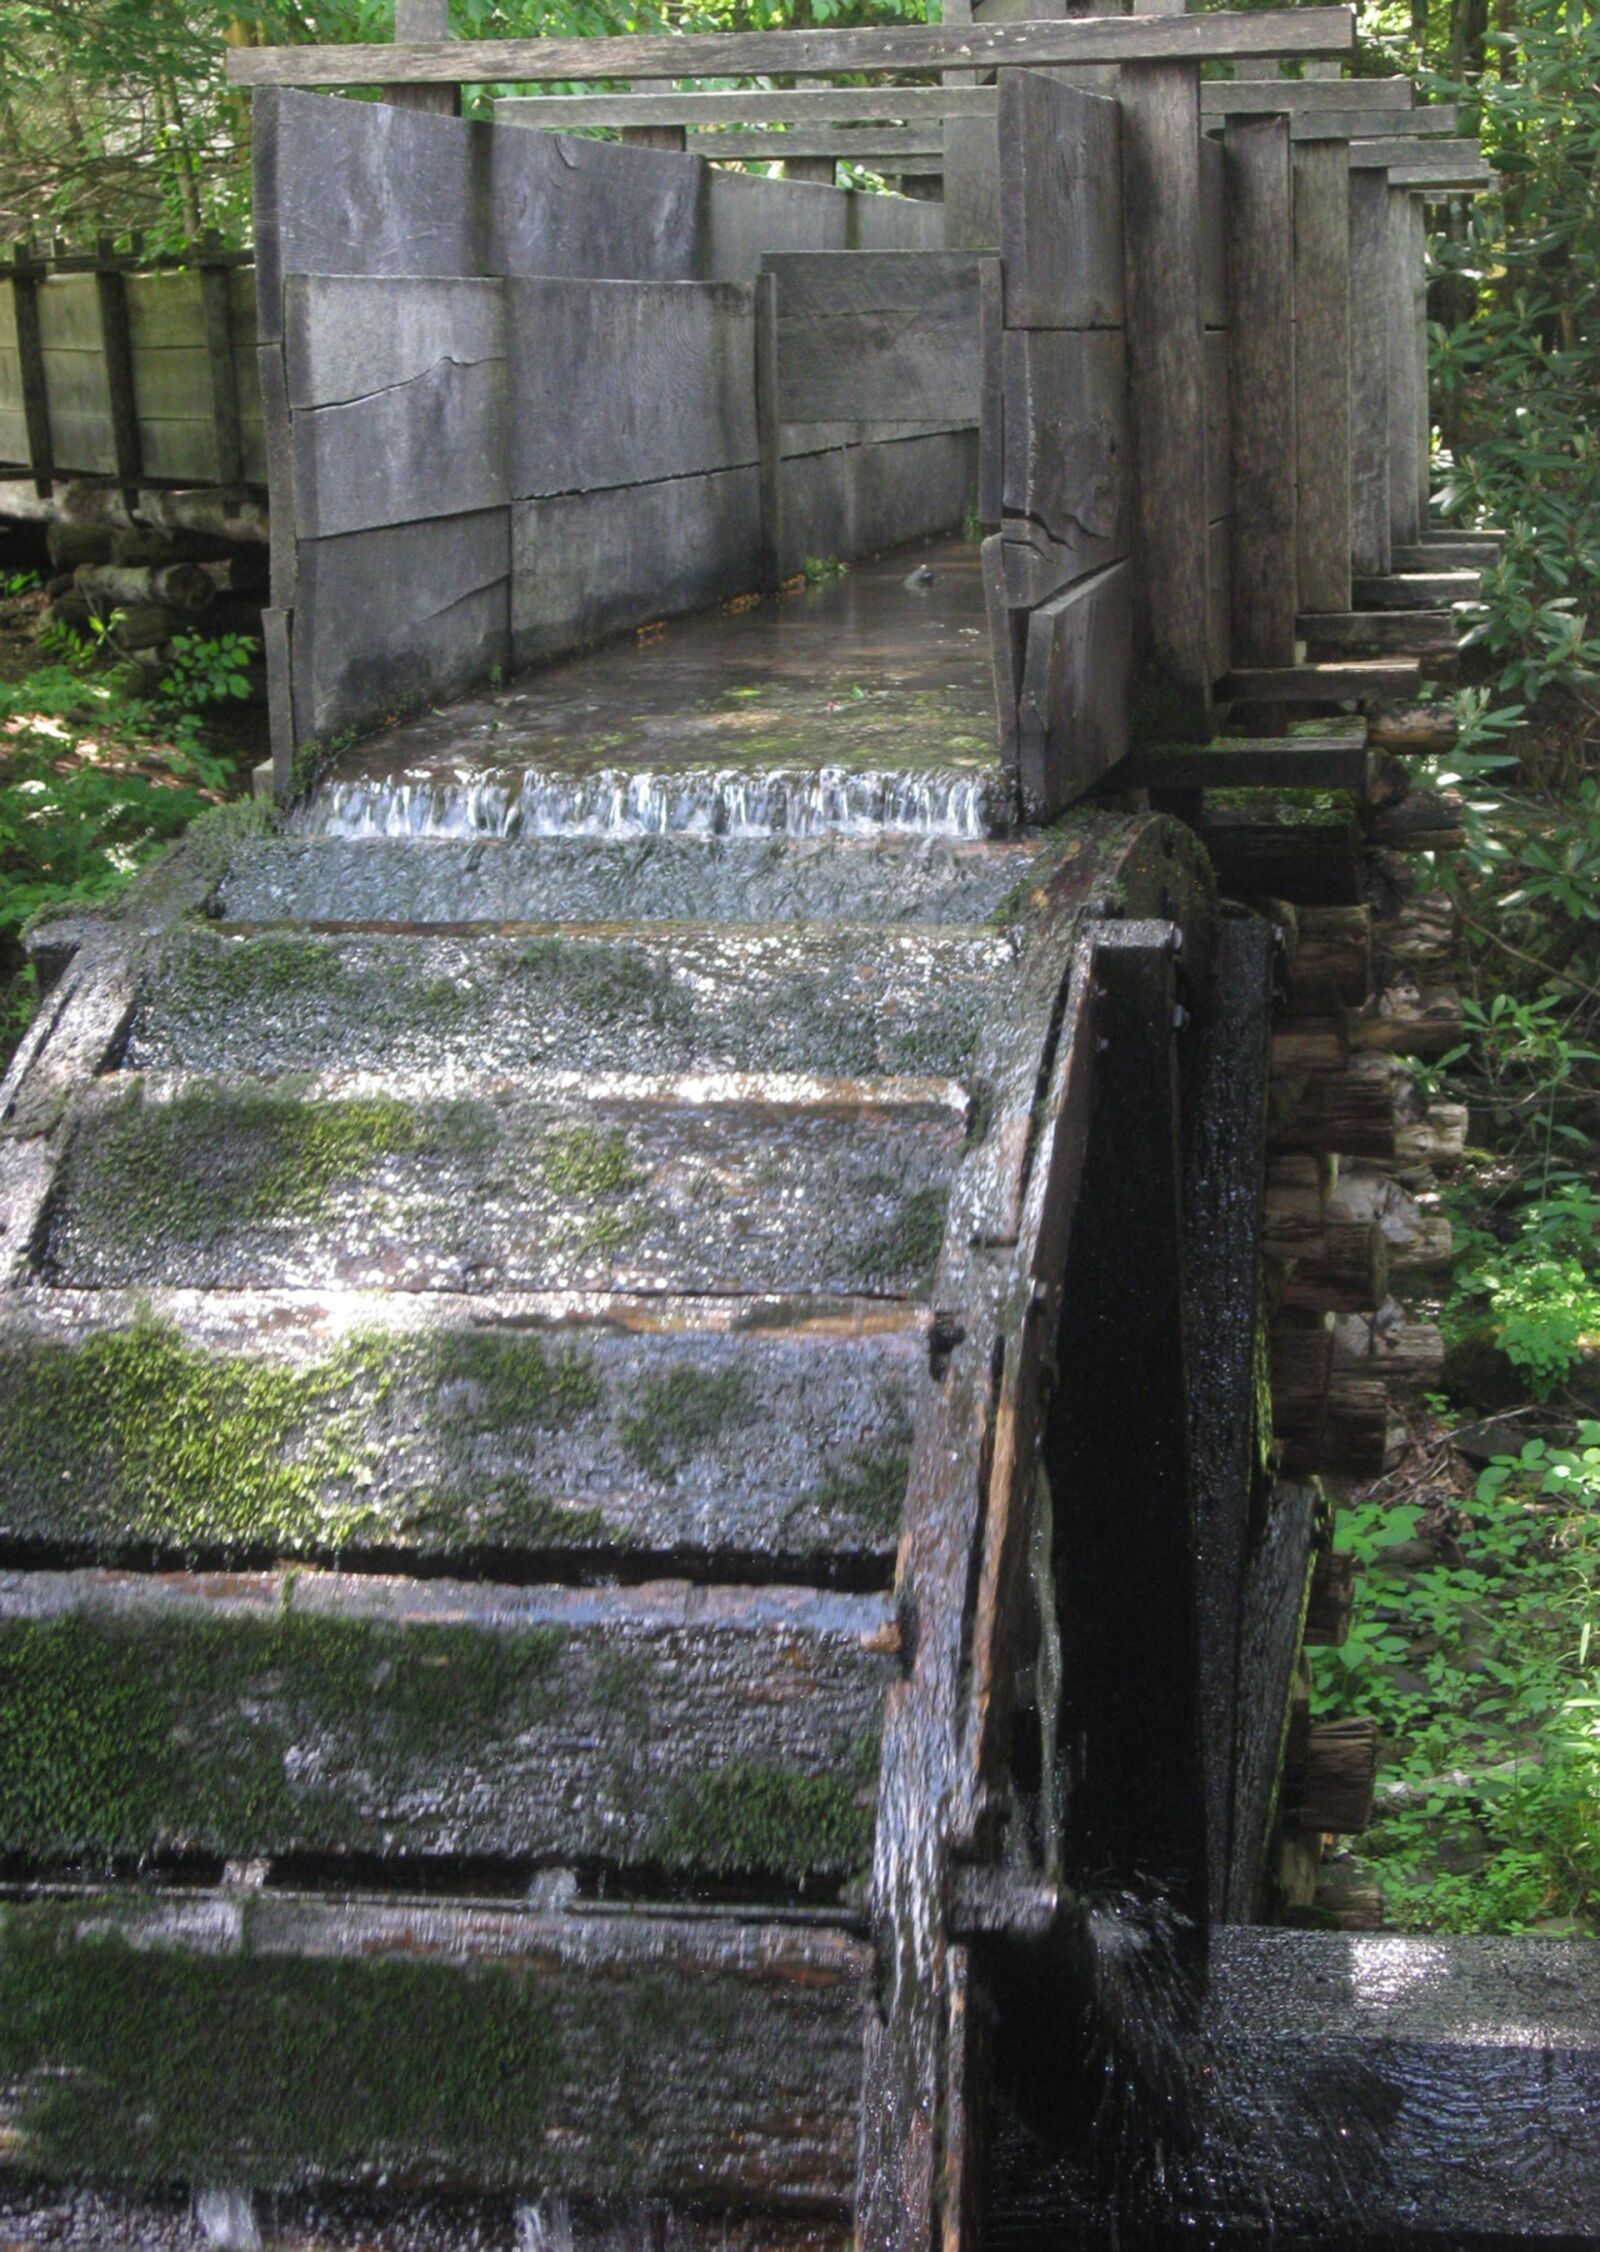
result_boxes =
[296,763,1008,842]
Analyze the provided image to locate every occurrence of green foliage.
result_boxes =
[1312,1434,1600,1931]
[158,628,257,710]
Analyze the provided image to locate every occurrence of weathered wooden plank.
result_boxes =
[1223,656,1420,701]
[1204,324,1229,522]
[982,530,1021,770]
[491,124,707,282]
[292,509,510,739]
[1348,133,1484,170]
[388,0,459,117]
[199,246,246,488]
[0,1570,894,1875]
[0,1893,871,2204]
[93,248,143,493]
[1226,114,1297,667]
[1300,607,1458,656]
[1347,166,1391,577]
[1199,129,1227,327]
[285,276,507,538]
[999,72,1123,331]
[1017,560,1133,819]
[1402,531,1499,562]
[499,87,1005,128]
[1383,155,1494,190]
[1000,328,1129,578]
[1182,917,1274,1920]
[8,250,55,486]
[1385,185,1422,550]
[942,112,1000,252]
[1193,1930,1600,2241]
[1352,567,1478,607]
[1119,731,1368,792]
[1200,76,1413,115]
[1412,194,1430,529]
[515,467,758,668]
[850,190,945,251]
[1290,102,1460,141]
[507,277,755,498]
[46,1072,967,1298]
[690,126,942,162]
[0,1292,924,1571]
[1120,59,1211,721]
[819,426,977,567]
[226,14,1362,89]
[1293,138,1352,614]
[769,253,984,424]
[704,167,850,279]
[1208,512,1232,680]
[1227,1480,1316,1915]
[263,605,294,797]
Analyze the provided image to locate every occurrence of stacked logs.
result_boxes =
[39,517,269,690]
[1232,755,1468,1908]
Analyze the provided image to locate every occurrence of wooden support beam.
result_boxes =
[1292,139,1352,614]
[386,0,459,114]
[753,268,782,596]
[1349,133,1486,170]
[1304,1547,1354,1645]
[9,239,53,495]
[226,10,1361,88]
[1121,58,1211,726]
[1223,657,1422,702]
[1226,113,1297,668]
[1287,104,1460,140]
[689,127,941,163]
[92,235,143,502]
[1199,77,1414,115]
[1348,168,1391,577]
[1202,816,1365,907]
[1118,733,1368,794]
[1299,608,1458,653]
[500,87,1006,127]
[198,228,245,489]
[1385,187,1422,552]
[1353,568,1480,608]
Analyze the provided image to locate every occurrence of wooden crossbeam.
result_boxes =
[1199,76,1412,113]
[498,87,1003,128]
[1287,103,1459,139]
[689,127,943,163]
[226,8,1358,88]
[1349,133,1484,168]
[1223,658,1422,701]
[1119,733,1369,793]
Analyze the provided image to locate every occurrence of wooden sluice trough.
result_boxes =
[2,9,1595,2249]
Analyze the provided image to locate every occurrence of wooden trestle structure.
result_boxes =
[3,8,1598,2249]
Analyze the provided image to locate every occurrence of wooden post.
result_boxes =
[10,239,53,496]
[621,83,687,152]
[198,229,245,490]
[783,156,836,186]
[93,234,143,504]
[1225,114,1297,668]
[386,0,460,117]
[1120,57,1212,732]
[1412,193,1431,529]
[1385,182,1421,549]
[1347,166,1391,577]
[1292,138,1352,614]
[753,268,782,594]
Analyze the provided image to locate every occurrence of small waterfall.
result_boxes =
[296,763,1008,842]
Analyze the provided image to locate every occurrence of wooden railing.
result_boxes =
[0,235,262,497]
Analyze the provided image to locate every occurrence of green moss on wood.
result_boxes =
[854,1185,949,1288]
[0,1316,604,1561]
[0,1906,560,2188]
[646,1748,878,1883]
[618,1366,754,1482]
[0,1608,565,1860]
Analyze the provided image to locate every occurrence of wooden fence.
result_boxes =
[0,238,264,494]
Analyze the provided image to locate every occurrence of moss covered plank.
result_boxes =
[0,1893,870,2202]
[0,1571,892,1878]
[0,1294,920,1571]
[42,1076,963,1299]
[129,924,1012,1084]
[213,833,1062,931]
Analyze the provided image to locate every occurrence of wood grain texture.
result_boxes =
[768,252,984,423]
[1120,58,1212,713]
[1199,130,1227,328]
[1204,324,1229,523]
[1347,165,1391,577]
[942,112,1002,252]
[999,72,1123,331]
[1385,185,1422,550]
[1199,76,1412,114]
[1348,133,1483,170]
[507,277,756,496]
[0,1892,872,2206]
[1000,327,1129,576]
[689,126,940,161]
[1293,137,1353,614]
[285,275,507,538]
[227,12,1361,88]
[498,86,1004,126]
[293,509,510,739]
[1226,113,1297,667]
[703,166,850,280]
[491,126,705,282]
[1017,560,1133,818]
